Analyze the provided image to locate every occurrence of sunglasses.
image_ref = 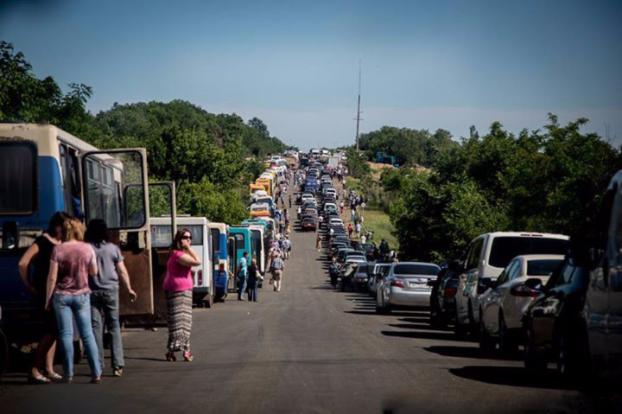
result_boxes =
[182,235,192,240]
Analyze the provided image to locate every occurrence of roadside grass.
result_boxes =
[360,208,398,249]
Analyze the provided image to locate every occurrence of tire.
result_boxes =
[498,312,517,354]
[556,328,590,382]
[467,302,477,337]
[479,317,495,354]
[524,327,547,371]
[454,307,467,339]
[204,293,214,308]
[0,328,8,379]
[430,308,442,328]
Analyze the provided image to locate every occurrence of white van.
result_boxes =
[585,170,622,377]
[454,232,569,336]
[151,217,214,307]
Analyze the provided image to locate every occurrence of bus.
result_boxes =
[227,226,252,290]
[151,216,214,307]
[0,123,156,341]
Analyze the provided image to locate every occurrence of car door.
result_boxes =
[606,183,622,367]
[587,186,615,358]
[484,260,516,333]
[501,259,526,329]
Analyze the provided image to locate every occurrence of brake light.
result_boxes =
[391,278,405,288]
[510,285,539,297]
[197,270,203,285]
[444,286,457,298]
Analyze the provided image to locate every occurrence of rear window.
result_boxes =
[394,264,439,275]
[0,142,36,214]
[489,237,569,268]
[527,259,562,276]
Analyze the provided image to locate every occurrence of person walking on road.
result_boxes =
[237,251,249,300]
[348,223,353,238]
[270,255,285,292]
[45,218,102,383]
[163,228,201,362]
[19,212,69,384]
[316,232,322,251]
[247,259,259,302]
[86,219,137,378]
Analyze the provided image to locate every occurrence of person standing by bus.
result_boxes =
[214,263,230,302]
[86,219,137,378]
[18,212,69,384]
[45,218,102,383]
[163,229,201,362]
[237,251,249,300]
[247,259,259,302]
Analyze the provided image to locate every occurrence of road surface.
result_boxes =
[0,222,618,413]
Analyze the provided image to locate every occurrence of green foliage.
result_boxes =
[177,178,247,224]
[345,147,371,179]
[387,117,622,262]
[0,43,287,225]
[359,126,457,167]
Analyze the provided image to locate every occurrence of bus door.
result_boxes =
[227,236,237,291]
[148,182,176,321]
[82,149,154,318]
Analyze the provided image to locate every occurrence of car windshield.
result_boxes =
[489,237,569,268]
[527,259,562,276]
[393,264,439,275]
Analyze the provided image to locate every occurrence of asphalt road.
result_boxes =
[1,221,619,413]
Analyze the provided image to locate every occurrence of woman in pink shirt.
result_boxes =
[45,218,102,383]
[163,228,201,362]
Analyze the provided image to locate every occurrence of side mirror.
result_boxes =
[477,277,493,294]
[524,278,543,290]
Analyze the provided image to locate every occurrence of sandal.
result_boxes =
[45,370,63,381]
[28,373,51,384]
[183,351,193,362]
[90,376,101,384]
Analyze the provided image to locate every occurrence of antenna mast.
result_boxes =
[355,61,362,151]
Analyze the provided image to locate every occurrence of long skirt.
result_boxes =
[165,290,192,352]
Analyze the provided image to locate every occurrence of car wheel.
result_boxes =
[498,312,517,354]
[454,306,467,339]
[430,307,441,328]
[479,316,495,354]
[524,326,547,371]
[468,302,477,336]
[556,328,590,382]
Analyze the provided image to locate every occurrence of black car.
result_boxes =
[429,261,461,327]
[522,255,590,378]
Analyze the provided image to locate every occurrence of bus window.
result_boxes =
[151,225,172,248]
[59,144,84,218]
[0,142,36,214]
[83,151,147,229]
[210,228,221,262]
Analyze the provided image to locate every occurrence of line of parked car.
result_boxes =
[322,167,622,384]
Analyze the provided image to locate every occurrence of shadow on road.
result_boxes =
[381,330,463,341]
[424,345,519,361]
[388,323,452,332]
[449,366,575,390]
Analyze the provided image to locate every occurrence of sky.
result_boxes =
[1,0,621,150]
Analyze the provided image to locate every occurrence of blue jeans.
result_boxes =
[247,282,258,302]
[238,276,247,300]
[53,293,102,379]
[91,288,124,370]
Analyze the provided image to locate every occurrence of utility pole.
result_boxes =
[355,61,362,151]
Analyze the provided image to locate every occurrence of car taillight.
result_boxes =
[197,270,203,285]
[391,278,404,288]
[510,285,539,297]
[444,286,457,298]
